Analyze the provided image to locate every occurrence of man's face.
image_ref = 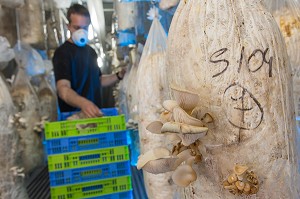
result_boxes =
[68,13,90,35]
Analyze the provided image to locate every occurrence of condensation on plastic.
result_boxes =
[13,43,46,77]
[0,0,24,8]
[0,36,15,70]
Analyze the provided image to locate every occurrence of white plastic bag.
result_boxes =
[166,0,299,198]
[13,43,46,77]
[136,7,173,199]
[0,36,15,70]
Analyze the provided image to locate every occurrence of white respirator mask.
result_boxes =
[72,29,88,47]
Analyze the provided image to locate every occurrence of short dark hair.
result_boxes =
[67,4,90,23]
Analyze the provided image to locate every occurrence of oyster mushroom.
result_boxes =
[227,173,238,184]
[173,106,205,127]
[166,134,182,144]
[201,113,214,124]
[171,157,197,187]
[234,164,249,176]
[160,110,173,123]
[235,181,245,191]
[161,122,208,146]
[142,157,179,174]
[170,85,199,112]
[146,121,163,134]
[137,147,171,170]
[162,100,179,112]
[161,122,208,134]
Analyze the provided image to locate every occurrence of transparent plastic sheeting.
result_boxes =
[0,36,15,70]
[165,0,299,198]
[13,43,46,77]
[136,7,175,199]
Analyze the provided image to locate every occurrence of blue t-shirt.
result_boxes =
[53,41,102,112]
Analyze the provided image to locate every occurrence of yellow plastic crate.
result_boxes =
[45,115,126,140]
[47,146,130,172]
[50,176,132,199]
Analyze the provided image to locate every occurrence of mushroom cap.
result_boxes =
[166,134,182,144]
[137,147,170,169]
[173,106,204,127]
[162,100,179,112]
[234,164,249,176]
[201,113,214,123]
[160,111,173,124]
[179,133,207,146]
[142,157,179,174]
[172,164,197,187]
[161,122,208,134]
[146,121,163,134]
[170,85,199,112]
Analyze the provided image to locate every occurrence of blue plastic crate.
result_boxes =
[59,108,119,121]
[45,131,128,155]
[87,191,133,199]
[49,161,131,187]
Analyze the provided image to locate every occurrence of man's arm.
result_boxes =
[101,67,126,87]
[56,79,102,118]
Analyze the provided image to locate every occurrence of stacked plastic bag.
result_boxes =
[165,0,299,198]
[136,7,175,199]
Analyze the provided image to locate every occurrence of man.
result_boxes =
[53,4,125,118]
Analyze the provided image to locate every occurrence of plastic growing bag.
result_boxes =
[0,72,29,199]
[165,0,299,198]
[136,7,174,199]
[115,0,137,31]
[14,43,46,77]
[263,0,300,169]
[11,68,43,173]
[0,36,15,70]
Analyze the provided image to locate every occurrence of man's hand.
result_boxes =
[57,79,103,118]
[118,67,127,80]
[80,99,103,118]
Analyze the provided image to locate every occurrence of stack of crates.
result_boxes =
[44,108,133,199]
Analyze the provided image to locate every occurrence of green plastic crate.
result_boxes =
[50,176,132,199]
[45,115,126,140]
[48,146,130,172]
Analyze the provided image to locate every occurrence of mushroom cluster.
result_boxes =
[137,86,213,187]
[223,165,259,196]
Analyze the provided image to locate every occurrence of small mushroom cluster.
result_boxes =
[10,166,25,178]
[223,165,259,196]
[9,112,27,130]
[33,116,49,133]
[137,86,214,187]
